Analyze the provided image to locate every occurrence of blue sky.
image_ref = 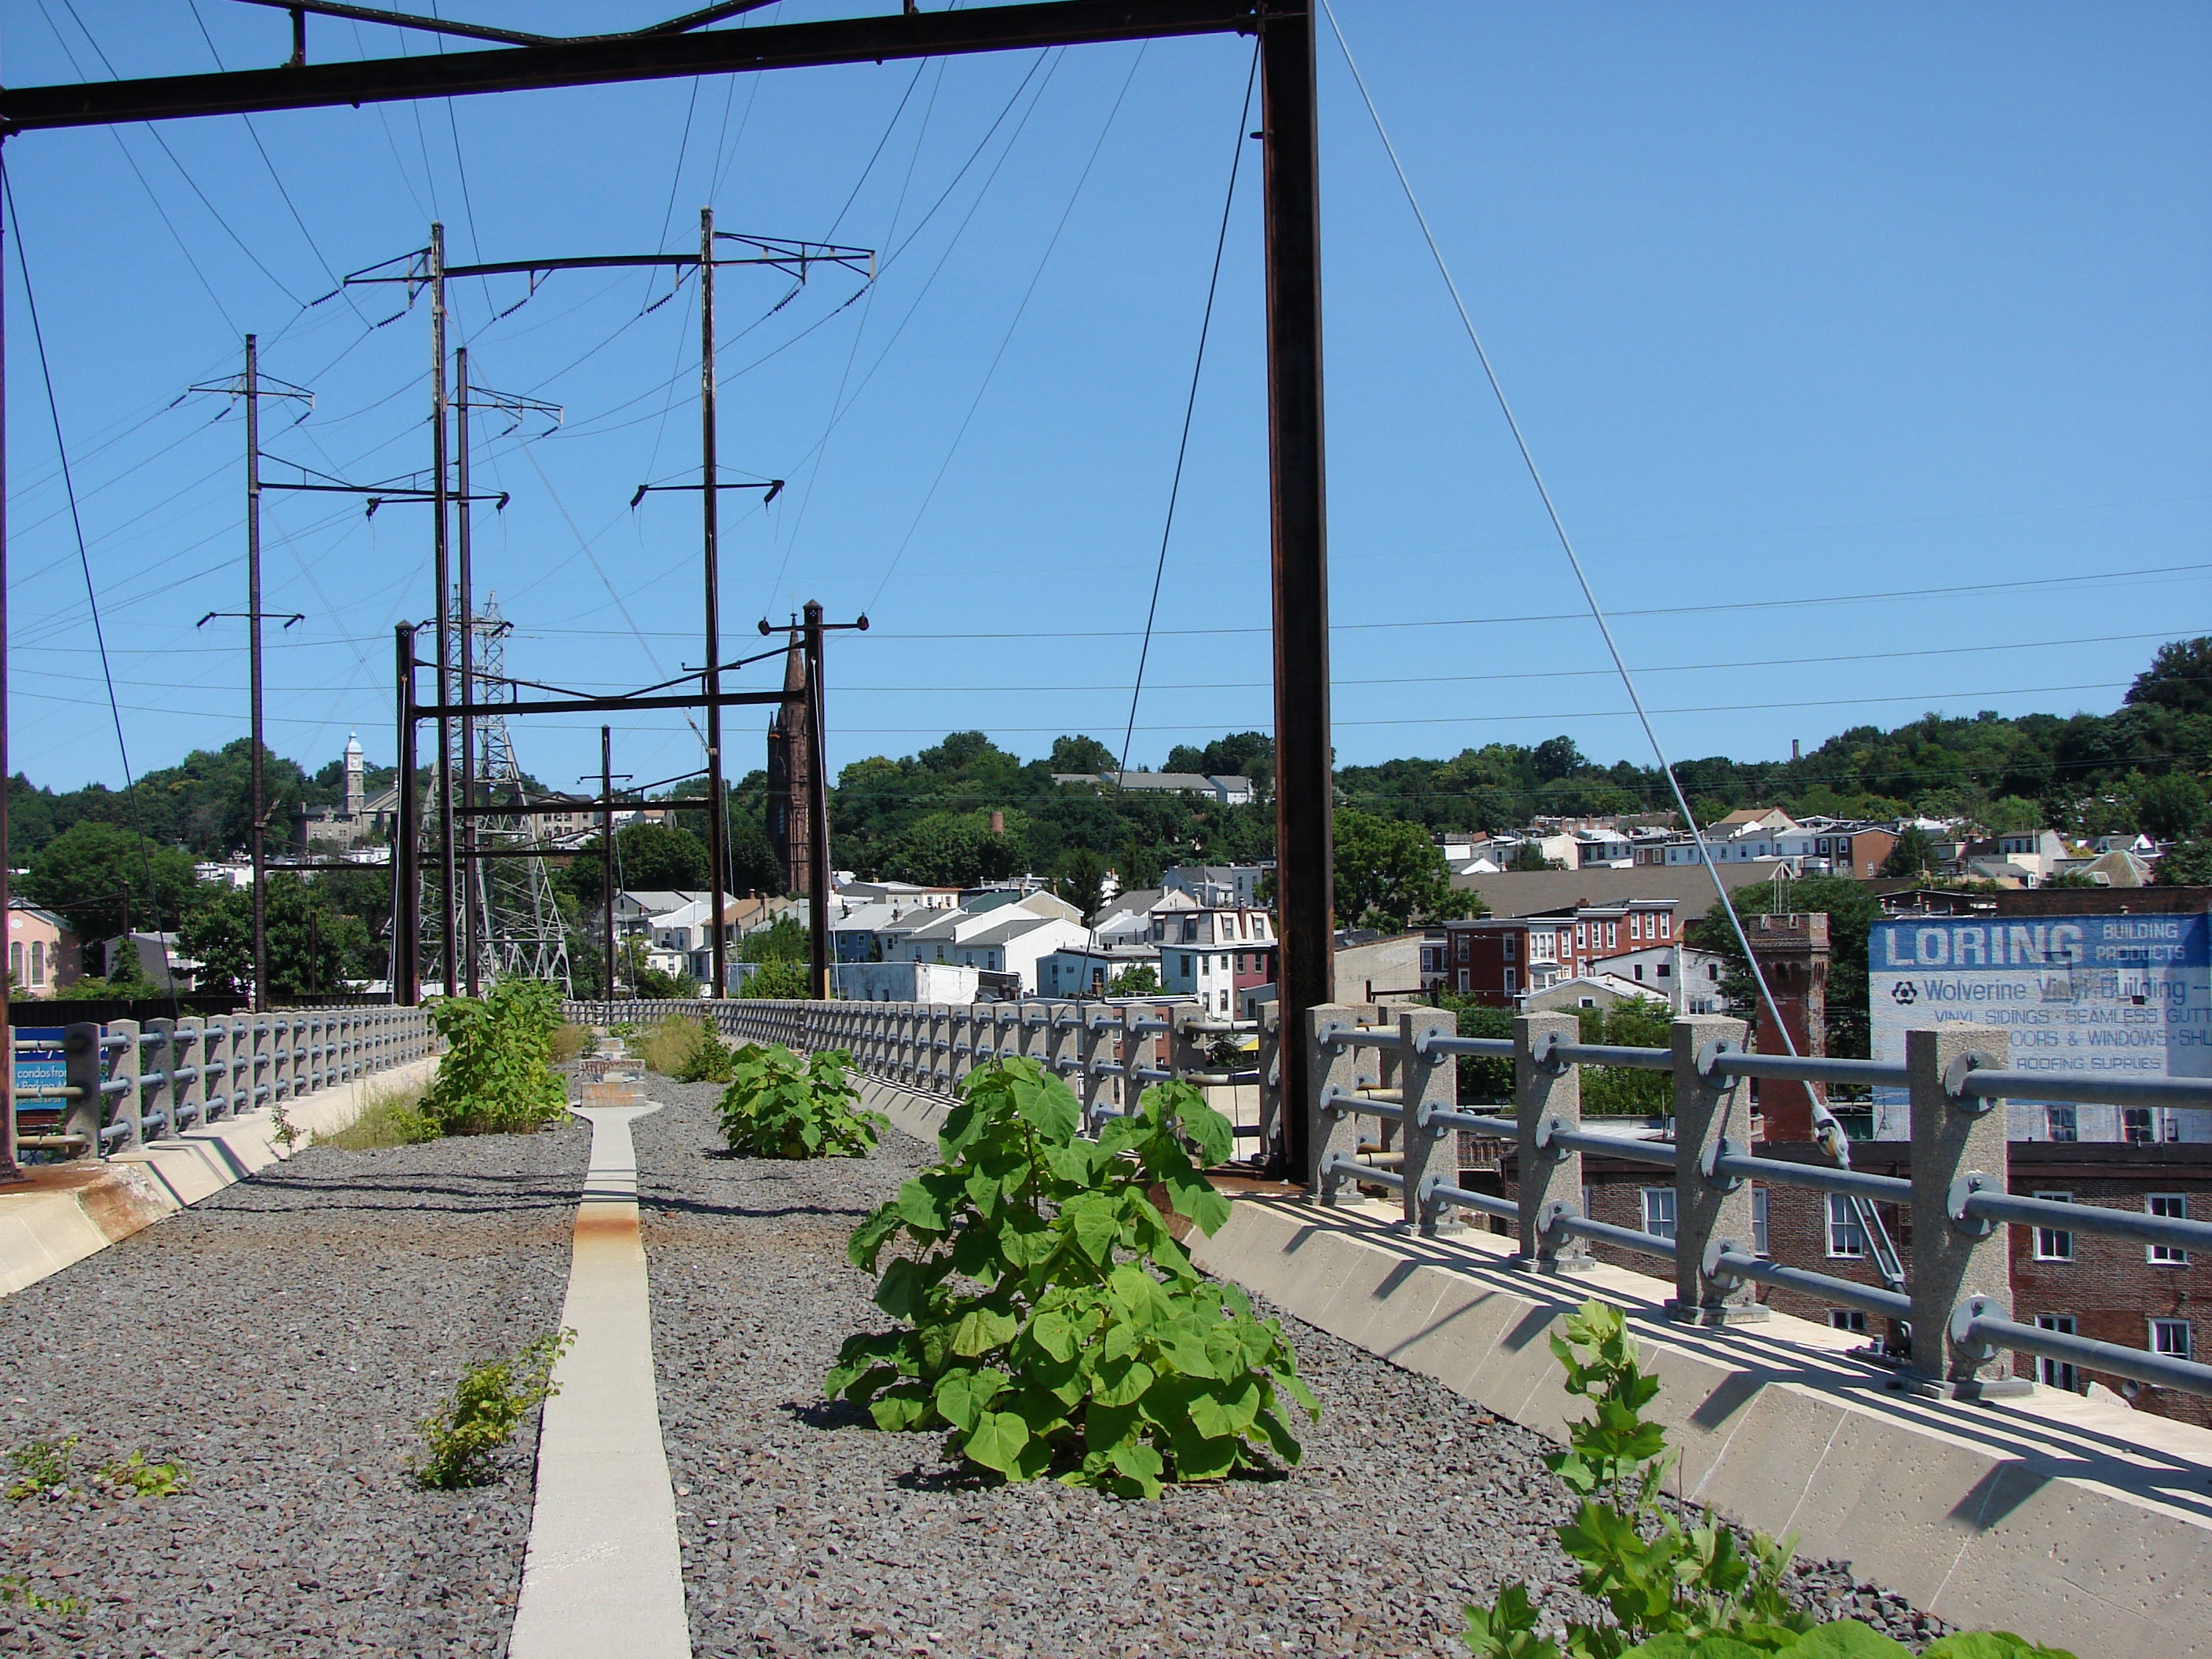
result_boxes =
[3,1,2207,804]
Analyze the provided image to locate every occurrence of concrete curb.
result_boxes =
[0,1056,440,1300]
[1189,1195,2212,1659]
[508,1102,690,1659]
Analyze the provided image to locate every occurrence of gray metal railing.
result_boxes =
[10,1006,438,1158]
[1304,1002,2212,1401]
[560,991,2212,1404]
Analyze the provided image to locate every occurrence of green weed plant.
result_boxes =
[826,1058,1316,1496]
[0,1576,85,1617]
[717,1043,882,1157]
[423,978,569,1135]
[2,1437,77,1501]
[1463,1299,2075,1659]
[98,1450,189,1497]
[412,1330,574,1489]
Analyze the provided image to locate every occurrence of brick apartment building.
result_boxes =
[1441,900,1680,1004]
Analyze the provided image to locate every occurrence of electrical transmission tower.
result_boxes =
[419,592,571,994]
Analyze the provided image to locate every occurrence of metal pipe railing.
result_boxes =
[1951,1297,2212,1397]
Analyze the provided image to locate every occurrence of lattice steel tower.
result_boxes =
[419,591,572,994]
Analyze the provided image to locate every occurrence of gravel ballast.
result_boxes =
[635,1075,1946,1658]
[0,1119,587,1657]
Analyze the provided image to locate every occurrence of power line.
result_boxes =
[869,44,1149,608]
[1119,44,1257,785]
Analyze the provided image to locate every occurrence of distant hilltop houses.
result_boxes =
[1441,809,2166,890]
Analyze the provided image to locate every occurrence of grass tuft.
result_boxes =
[317,1082,440,1149]
[548,1021,591,1064]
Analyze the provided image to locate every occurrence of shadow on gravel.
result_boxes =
[642,1193,877,1221]
[782,1399,868,1431]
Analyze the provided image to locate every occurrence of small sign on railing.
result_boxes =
[11,1028,68,1098]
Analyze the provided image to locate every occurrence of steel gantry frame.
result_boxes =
[0,0,1335,1184]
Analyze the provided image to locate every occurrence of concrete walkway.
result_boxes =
[507,1090,690,1659]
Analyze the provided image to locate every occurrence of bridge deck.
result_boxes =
[628,1072,1939,1657]
[0,1119,586,1652]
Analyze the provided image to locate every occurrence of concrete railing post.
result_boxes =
[61,1021,105,1150]
[105,1019,141,1152]
[1401,1009,1459,1232]
[1907,1024,2024,1397]
[142,1018,178,1141]
[1306,1004,1366,1203]
[1672,1014,1763,1325]
[1257,1000,1282,1167]
[1515,1012,1588,1270]
[178,1018,208,1130]
[1078,1007,1111,1125]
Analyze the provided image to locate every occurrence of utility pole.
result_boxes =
[246,333,266,1012]
[456,343,478,996]
[601,727,616,1002]
[0,158,16,1183]
[190,342,311,1016]
[394,624,420,1005]
[430,221,456,998]
[1263,5,1333,1183]
[701,206,728,1001]
[804,601,831,998]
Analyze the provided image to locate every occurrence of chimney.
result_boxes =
[989,810,1005,837]
[1791,738,1800,761]
[1745,912,1829,1142]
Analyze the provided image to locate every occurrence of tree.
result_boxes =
[1332,807,1477,933]
[1048,734,1116,775]
[2136,772,2209,842]
[1531,735,1585,782]
[2126,636,2212,717]
[738,957,811,998]
[1881,825,1939,877]
[181,875,373,999]
[613,822,709,892]
[24,821,202,944]
[1508,840,1555,872]
[1576,997,1674,1115]
[1106,961,1159,996]
[1053,848,1110,925]
[740,915,808,962]
[2156,840,2212,887]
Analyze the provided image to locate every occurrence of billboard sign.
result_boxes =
[1867,914,2210,1139]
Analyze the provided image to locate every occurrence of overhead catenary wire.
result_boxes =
[868,44,1150,610]
[1320,0,1897,1287]
[5,169,181,1011]
[1118,43,1258,787]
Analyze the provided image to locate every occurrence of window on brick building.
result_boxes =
[2122,1108,2155,1146]
[1826,1194,1866,1258]
[2148,1195,2189,1265]
[2035,1314,2078,1391]
[1752,1186,1769,1257]
[2045,1105,2077,1143]
[2152,1319,2194,1363]
[2033,1192,2073,1261]
[1829,1309,1868,1335]
[1503,935,1516,959]
[1642,1187,1676,1243]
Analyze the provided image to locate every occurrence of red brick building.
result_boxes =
[1441,900,1679,1005]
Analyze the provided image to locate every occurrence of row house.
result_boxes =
[1151,900,1276,1016]
[1440,900,1680,1005]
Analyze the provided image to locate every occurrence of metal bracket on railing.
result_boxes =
[1701,1133,1746,1193]
[1536,1196,1577,1243]
[1532,1113,1573,1163]
[1318,1082,1361,1118]
[1317,1019,1350,1054]
[1941,1049,2003,1115]
[1947,1294,2001,1362]
[1530,1027,1567,1073]
[1702,1233,1749,1291]
[1694,1036,1738,1085]
[1946,1170,2001,1238]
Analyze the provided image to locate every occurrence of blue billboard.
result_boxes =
[1867,914,2210,1139]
